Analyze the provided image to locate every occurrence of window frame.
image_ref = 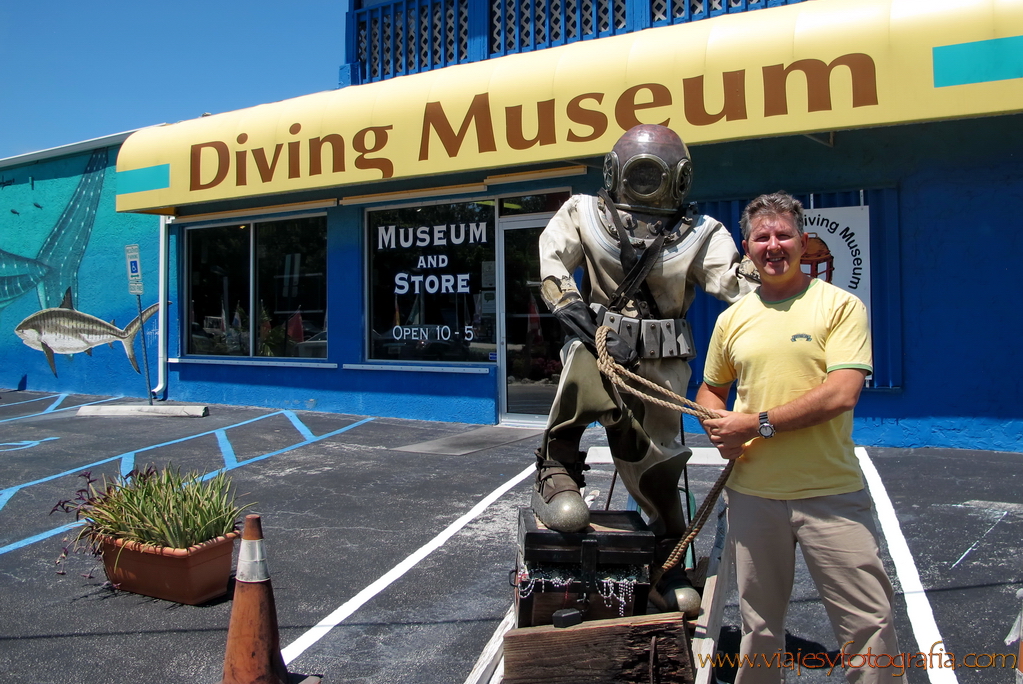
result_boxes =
[358,189,573,367]
[362,197,498,366]
[180,210,330,365]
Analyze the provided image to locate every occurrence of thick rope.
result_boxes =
[595,329,718,421]
[595,325,734,576]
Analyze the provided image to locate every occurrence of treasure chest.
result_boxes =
[513,508,656,628]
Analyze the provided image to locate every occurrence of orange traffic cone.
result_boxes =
[218,514,321,684]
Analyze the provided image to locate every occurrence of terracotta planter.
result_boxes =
[100,532,239,605]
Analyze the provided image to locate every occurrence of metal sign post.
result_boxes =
[124,244,153,405]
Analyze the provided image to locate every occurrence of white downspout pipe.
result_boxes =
[151,215,169,398]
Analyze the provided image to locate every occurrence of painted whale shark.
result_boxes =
[0,248,50,313]
[0,147,106,317]
[35,148,107,309]
[15,288,160,377]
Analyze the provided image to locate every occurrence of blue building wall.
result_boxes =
[2,114,1021,453]
[0,147,162,397]
[165,360,498,422]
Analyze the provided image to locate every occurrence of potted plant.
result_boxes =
[52,465,254,605]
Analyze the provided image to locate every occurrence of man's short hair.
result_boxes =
[740,192,804,239]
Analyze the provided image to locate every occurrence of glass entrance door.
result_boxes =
[499,217,569,422]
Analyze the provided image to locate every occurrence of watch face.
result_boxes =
[759,423,775,438]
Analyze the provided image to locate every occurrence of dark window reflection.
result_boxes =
[503,226,568,414]
[186,216,327,359]
[255,219,327,358]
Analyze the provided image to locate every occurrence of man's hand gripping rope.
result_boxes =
[594,325,735,585]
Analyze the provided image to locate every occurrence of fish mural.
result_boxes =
[0,248,50,313]
[15,288,159,377]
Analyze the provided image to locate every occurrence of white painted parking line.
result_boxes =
[281,464,535,665]
[586,445,725,466]
[462,606,515,684]
[857,447,959,684]
[951,512,1007,569]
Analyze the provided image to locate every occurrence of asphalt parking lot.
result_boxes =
[1,390,1021,684]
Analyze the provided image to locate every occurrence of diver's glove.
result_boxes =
[552,300,639,368]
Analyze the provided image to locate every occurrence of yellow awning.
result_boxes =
[117,0,1023,214]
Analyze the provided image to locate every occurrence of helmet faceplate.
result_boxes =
[603,125,693,215]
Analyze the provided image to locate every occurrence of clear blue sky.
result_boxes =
[0,1,347,160]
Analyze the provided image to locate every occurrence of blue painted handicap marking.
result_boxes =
[0,437,59,452]
[0,411,376,555]
[934,35,1023,87]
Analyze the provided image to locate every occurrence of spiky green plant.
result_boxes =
[53,465,254,557]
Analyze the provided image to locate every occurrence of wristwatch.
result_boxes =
[758,411,776,439]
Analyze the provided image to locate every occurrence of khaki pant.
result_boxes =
[725,487,901,684]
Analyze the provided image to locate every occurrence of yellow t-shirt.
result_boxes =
[703,278,872,499]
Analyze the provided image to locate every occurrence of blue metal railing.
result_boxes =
[345,0,808,84]
[353,0,473,82]
[652,0,795,27]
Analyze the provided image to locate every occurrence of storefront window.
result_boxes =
[367,201,496,362]
[186,216,327,359]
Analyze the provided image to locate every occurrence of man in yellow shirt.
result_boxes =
[696,192,899,683]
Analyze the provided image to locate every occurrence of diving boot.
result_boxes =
[531,450,591,532]
[654,537,702,617]
[611,444,689,538]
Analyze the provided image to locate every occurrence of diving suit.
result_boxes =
[532,124,753,611]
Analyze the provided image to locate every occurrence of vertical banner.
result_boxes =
[802,206,871,320]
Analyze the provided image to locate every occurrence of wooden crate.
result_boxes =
[503,612,695,684]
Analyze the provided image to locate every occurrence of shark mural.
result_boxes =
[15,288,159,377]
